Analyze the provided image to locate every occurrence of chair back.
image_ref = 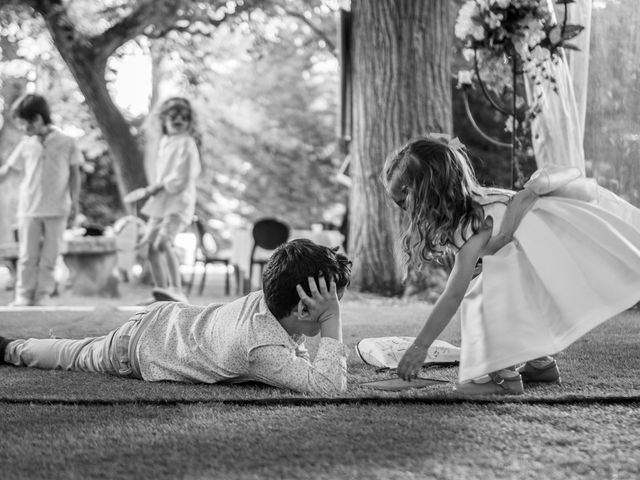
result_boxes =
[251,218,290,251]
[193,217,218,257]
[113,215,147,275]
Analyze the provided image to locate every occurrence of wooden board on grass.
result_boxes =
[360,377,449,391]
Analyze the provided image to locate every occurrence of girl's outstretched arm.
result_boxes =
[397,225,491,380]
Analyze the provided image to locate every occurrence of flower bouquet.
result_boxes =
[455,0,584,95]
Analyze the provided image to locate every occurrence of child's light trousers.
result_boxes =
[5,313,144,378]
[16,216,66,300]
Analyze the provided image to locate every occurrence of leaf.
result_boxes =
[562,43,581,51]
[561,24,585,41]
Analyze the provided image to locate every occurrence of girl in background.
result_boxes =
[382,134,640,395]
[126,97,201,303]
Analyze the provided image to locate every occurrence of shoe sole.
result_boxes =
[453,382,524,396]
[453,388,524,396]
[521,376,562,385]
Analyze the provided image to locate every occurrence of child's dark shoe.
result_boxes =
[152,288,188,304]
[0,336,14,364]
[517,359,561,384]
[136,296,158,306]
[453,372,524,396]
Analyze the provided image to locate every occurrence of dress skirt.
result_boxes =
[459,172,640,382]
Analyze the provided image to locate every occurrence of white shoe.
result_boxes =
[8,296,33,307]
[355,337,460,369]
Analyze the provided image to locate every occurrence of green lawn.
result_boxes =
[1,279,640,479]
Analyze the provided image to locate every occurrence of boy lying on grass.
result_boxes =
[0,239,352,395]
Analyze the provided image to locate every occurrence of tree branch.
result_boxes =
[148,14,227,39]
[24,0,100,62]
[282,8,336,54]
[147,0,260,39]
[93,0,183,59]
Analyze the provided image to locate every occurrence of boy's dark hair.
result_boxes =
[11,94,52,125]
[262,239,352,319]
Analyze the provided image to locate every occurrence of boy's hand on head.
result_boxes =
[296,276,340,324]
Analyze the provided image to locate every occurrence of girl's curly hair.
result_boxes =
[382,136,485,270]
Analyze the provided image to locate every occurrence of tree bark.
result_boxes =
[349,0,454,294]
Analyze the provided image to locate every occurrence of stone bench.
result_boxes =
[0,235,119,297]
[0,243,18,277]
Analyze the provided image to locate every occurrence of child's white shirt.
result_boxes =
[141,133,201,222]
[5,128,82,218]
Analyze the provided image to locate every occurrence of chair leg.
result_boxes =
[186,262,196,295]
[234,265,241,295]
[199,263,207,295]
[224,262,230,296]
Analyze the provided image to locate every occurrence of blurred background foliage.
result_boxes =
[583,0,640,206]
[0,0,348,246]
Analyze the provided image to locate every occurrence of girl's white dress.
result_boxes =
[458,166,640,382]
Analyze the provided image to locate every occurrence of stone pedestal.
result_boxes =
[1,235,121,297]
[62,236,119,297]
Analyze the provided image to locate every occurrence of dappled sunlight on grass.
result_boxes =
[2,402,639,480]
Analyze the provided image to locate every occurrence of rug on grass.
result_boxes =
[1,308,639,404]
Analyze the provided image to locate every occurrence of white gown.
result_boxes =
[458,166,640,382]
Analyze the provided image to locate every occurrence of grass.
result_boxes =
[3,403,639,479]
[1,270,640,479]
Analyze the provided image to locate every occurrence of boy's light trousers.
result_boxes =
[5,314,144,378]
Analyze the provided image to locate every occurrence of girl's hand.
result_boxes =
[123,187,149,203]
[135,238,150,250]
[397,342,429,381]
[295,276,339,324]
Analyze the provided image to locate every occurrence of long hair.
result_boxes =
[142,96,203,181]
[382,136,485,269]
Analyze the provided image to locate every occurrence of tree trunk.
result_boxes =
[349,0,454,294]
[41,13,148,201]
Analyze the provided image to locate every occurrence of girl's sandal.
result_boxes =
[453,372,524,396]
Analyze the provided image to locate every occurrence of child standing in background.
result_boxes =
[382,134,640,395]
[126,97,202,304]
[0,94,82,307]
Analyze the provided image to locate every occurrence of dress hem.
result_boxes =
[459,286,640,382]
